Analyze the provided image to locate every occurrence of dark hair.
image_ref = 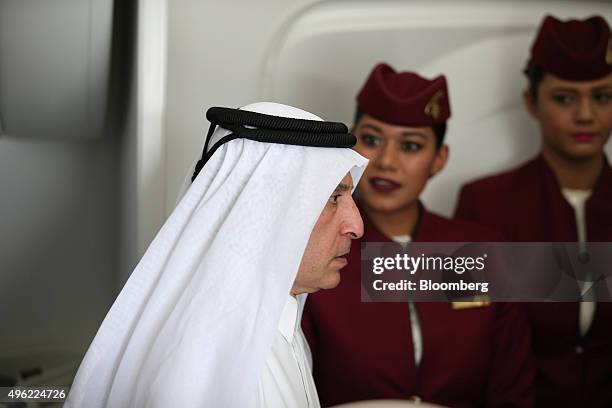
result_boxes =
[523,62,545,101]
[353,107,447,149]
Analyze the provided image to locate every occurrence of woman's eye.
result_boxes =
[360,134,380,147]
[401,141,422,152]
[593,92,612,104]
[552,93,574,105]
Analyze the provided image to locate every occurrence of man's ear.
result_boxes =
[430,144,449,178]
[523,88,538,118]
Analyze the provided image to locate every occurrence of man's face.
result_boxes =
[524,73,612,162]
[291,173,364,295]
[352,114,448,215]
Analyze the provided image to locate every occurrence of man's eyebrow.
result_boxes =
[334,183,353,193]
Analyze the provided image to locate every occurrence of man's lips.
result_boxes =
[572,132,596,143]
[333,249,351,266]
[333,256,348,267]
[369,177,401,192]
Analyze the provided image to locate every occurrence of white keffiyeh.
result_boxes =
[65,102,367,408]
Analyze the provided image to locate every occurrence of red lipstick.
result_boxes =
[573,133,596,142]
[369,177,401,193]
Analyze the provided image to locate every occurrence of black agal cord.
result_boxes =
[191,107,356,182]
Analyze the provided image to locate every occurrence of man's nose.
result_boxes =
[343,198,364,239]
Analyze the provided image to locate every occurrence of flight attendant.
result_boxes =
[454,15,612,408]
[303,63,534,408]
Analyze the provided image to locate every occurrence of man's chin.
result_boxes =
[321,271,342,290]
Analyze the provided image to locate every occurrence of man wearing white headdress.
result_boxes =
[64,102,367,408]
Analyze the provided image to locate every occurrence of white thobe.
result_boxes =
[257,295,320,407]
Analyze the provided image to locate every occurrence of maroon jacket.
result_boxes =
[302,206,534,408]
[455,155,612,408]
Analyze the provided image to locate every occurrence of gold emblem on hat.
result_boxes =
[607,39,612,65]
[424,90,445,119]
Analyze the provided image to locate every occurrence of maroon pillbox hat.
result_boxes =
[356,63,451,126]
[526,15,612,81]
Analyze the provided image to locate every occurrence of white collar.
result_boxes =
[278,294,306,342]
[391,234,411,244]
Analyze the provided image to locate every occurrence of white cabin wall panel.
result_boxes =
[164,0,318,210]
[420,32,542,214]
[164,0,612,216]
[261,1,612,216]
[268,28,496,124]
